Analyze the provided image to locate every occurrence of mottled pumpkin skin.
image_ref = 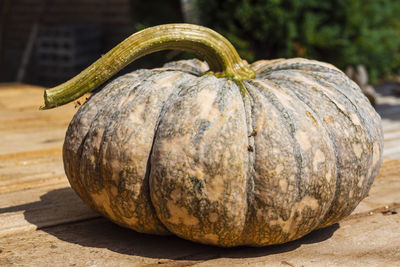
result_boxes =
[63,58,383,247]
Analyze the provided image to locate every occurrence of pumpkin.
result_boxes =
[43,24,383,247]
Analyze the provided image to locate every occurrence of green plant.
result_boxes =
[197,0,400,83]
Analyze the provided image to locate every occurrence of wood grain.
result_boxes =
[0,83,98,237]
[377,86,400,160]
[0,208,399,266]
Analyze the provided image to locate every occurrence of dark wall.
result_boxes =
[0,0,135,83]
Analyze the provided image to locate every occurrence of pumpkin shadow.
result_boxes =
[19,188,339,261]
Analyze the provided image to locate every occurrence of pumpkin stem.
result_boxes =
[41,23,255,109]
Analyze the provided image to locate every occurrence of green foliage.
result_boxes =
[130,0,183,29]
[128,0,186,69]
[196,0,400,83]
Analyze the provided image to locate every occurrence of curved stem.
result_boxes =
[42,23,255,109]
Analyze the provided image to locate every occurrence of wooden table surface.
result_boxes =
[0,83,399,266]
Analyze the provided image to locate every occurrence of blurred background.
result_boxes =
[1,0,400,98]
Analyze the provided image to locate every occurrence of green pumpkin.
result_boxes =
[44,24,383,247]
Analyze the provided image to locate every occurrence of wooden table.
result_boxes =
[1,83,399,266]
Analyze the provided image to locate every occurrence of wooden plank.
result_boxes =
[353,159,400,213]
[0,83,82,155]
[0,217,206,267]
[383,146,400,160]
[379,91,400,160]
[382,119,400,160]
[190,213,400,267]
[0,210,398,266]
[0,186,98,237]
[0,84,98,237]
[382,121,400,133]
[383,128,400,141]
[0,149,65,194]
